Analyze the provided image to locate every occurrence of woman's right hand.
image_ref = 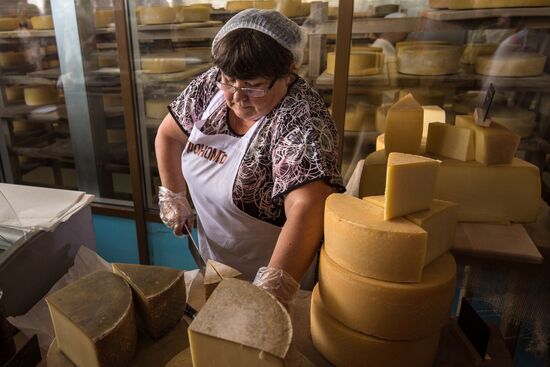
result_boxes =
[158,186,193,236]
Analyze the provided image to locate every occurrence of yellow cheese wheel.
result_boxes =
[326,51,384,76]
[475,53,547,77]
[279,0,302,17]
[145,98,173,119]
[0,52,26,69]
[5,86,23,102]
[319,248,455,340]
[324,194,428,283]
[398,45,461,76]
[253,0,277,9]
[0,17,20,31]
[449,0,550,9]
[226,1,254,11]
[31,15,54,29]
[141,54,186,73]
[24,86,59,106]
[395,40,448,55]
[491,106,536,138]
[429,0,449,8]
[460,43,498,64]
[140,6,177,25]
[300,2,311,16]
[310,285,441,367]
[94,9,114,28]
[176,5,210,23]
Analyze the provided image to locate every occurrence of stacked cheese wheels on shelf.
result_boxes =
[326,49,385,76]
[360,93,542,223]
[397,44,462,76]
[313,151,458,367]
[429,0,550,9]
[137,4,211,25]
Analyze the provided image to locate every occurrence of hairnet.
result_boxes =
[212,8,306,66]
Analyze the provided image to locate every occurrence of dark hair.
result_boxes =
[212,28,294,80]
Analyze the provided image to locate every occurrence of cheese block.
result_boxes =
[385,153,441,220]
[177,5,210,23]
[426,122,475,161]
[188,279,292,367]
[460,43,498,64]
[94,9,114,28]
[0,52,26,69]
[324,194,428,282]
[319,248,455,340]
[226,1,254,11]
[326,51,384,76]
[365,196,458,266]
[140,6,177,25]
[384,93,424,155]
[279,0,302,17]
[453,91,506,115]
[5,86,23,103]
[253,0,277,9]
[429,0,449,8]
[359,153,542,222]
[204,259,242,300]
[31,15,54,29]
[0,17,19,31]
[398,45,461,75]
[310,286,441,367]
[395,40,448,55]
[141,54,186,73]
[491,106,536,138]
[475,53,547,77]
[455,115,520,165]
[449,0,550,9]
[112,263,186,339]
[24,86,58,106]
[46,271,137,367]
[422,105,446,138]
[399,88,446,107]
[145,98,172,119]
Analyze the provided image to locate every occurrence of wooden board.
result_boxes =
[424,6,550,21]
[453,223,543,264]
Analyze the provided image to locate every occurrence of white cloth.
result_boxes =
[181,91,281,281]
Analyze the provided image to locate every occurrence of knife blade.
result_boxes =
[184,223,206,274]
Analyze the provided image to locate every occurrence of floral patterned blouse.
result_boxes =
[168,66,344,227]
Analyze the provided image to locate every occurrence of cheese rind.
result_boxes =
[204,259,242,300]
[449,0,550,9]
[365,196,458,265]
[188,278,291,366]
[360,149,389,196]
[475,53,547,77]
[112,263,186,339]
[310,285,441,367]
[455,115,520,165]
[395,41,448,55]
[46,271,137,367]
[324,194,428,283]
[31,15,54,29]
[319,249,456,340]
[24,86,58,106]
[398,45,461,75]
[384,93,424,155]
[426,122,475,161]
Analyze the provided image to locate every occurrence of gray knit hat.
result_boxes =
[212,8,305,66]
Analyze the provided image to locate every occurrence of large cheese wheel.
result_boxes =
[460,43,498,64]
[429,0,449,8]
[449,0,550,9]
[30,15,54,29]
[395,40,448,55]
[326,51,384,76]
[94,9,114,28]
[140,6,176,25]
[475,53,546,77]
[0,52,26,69]
[0,17,19,31]
[46,271,138,367]
[491,106,536,138]
[226,1,254,11]
[145,98,173,119]
[310,286,441,367]
[398,45,461,75]
[24,86,58,106]
[319,249,455,340]
[324,194,428,283]
[141,54,186,73]
[177,5,210,23]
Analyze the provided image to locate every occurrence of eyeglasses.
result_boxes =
[216,78,277,98]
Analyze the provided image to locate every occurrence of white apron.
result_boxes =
[181,91,282,281]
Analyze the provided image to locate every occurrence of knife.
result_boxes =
[184,223,206,274]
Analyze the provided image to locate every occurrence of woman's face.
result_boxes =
[220,73,290,122]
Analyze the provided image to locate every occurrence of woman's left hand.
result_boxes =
[253,266,300,310]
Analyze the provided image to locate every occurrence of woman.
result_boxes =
[155,8,344,307]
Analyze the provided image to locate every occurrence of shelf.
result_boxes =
[137,22,221,41]
[0,74,57,86]
[0,29,56,38]
[423,6,550,21]
[27,68,61,80]
[138,63,212,84]
[0,104,66,121]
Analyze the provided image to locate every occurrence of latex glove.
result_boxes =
[253,266,300,311]
[158,186,193,236]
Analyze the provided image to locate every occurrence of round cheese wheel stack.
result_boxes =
[395,40,448,55]
[0,17,20,31]
[398,45,461,75]
[226,1,254,11]
[449,0,550,9]
[475,53,547,77]
[326,51,384,76]
[491,106,536,138]
[452,91,506,114]
[94,9,114,28]
[460,43,498,64]
[310,286,441,367]
[141,54,186,73]
[30,15,54,29]
[177,5,210,23]
[24,86,59,106]
[139,6,176,25]
[0,52,26,69]
[146,98,173,119]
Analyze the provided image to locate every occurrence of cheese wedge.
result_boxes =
[326,51,384,76]
[384,93,424,155]
[310,285,441,367]
[94,9,114,28]
[455,115,520,165]
[31,15,54,29]
[204,259,242,300]
[145,98,173,119]
[426,122,475,161]
[24,86,58,106]
[360,149,388,196]
[188,279,292,367]
[141,54,186,73]
[0,17,19,31]
[324,194,428,283]
[449,0,550,9]
[46,271,137,367]
[112,263,186,339]
[398,45,461,75]
[319,248,455,340]
[476,53,547,77]
[365,196,458,265]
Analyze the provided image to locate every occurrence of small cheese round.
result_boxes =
[475,53,547,77]
[139,6,177,25]
[326,51,384,76]
[0,17,20,31]
[0,52,26,69]
[30,15,54,29]
[141,54,186,73]
[24,86,59,106]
